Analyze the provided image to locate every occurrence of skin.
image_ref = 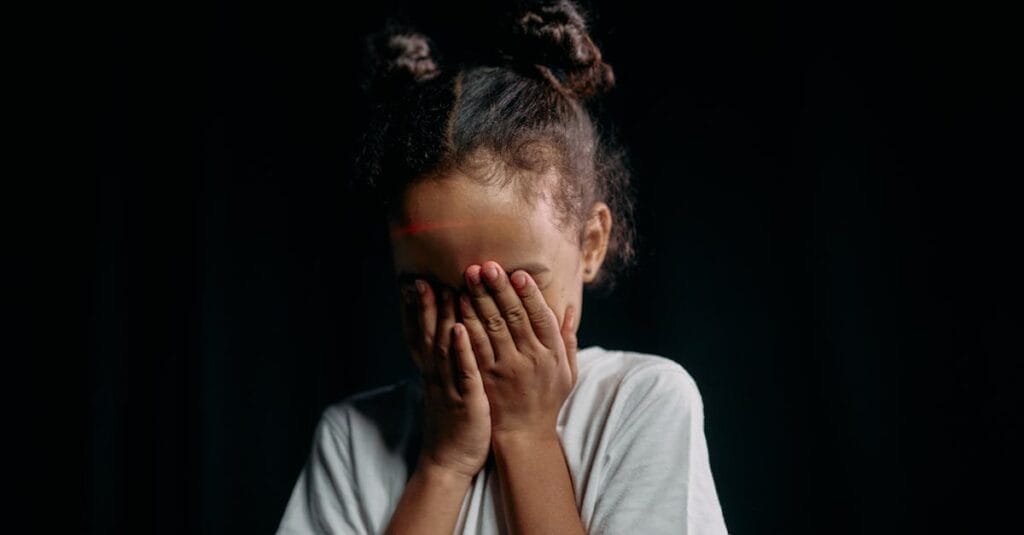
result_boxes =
[384,169,613,535]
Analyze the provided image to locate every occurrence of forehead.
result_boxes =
[389,175,570,286]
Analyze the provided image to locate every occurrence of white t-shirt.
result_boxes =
[277,345,729,534]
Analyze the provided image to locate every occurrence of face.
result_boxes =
[389,169,612,351]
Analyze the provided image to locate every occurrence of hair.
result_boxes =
[353,0,637,292]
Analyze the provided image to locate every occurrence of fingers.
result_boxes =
[410,280,471,400]
[458,292,496,370]
[478,263,538,348]
[400,285,424,372]
[450,322,484,397]
[508,269,561,350]
[464,264,520,359]
[561,305,579,386]
[480,261,546,353]
[434,287,459,397]
[415,280,437,357]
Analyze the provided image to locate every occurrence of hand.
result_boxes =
[458,261,579,441]
[400,279,492,479]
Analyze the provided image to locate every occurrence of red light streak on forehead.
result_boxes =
[389,217,508,239]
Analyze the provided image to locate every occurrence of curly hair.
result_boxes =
[353,0,638,292]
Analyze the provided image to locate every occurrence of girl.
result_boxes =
[278,1,728,533]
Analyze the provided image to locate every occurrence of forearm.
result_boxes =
[385,459,472,535]
[491,431,586,535]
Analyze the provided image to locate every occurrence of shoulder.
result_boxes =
[316,376,421,441]
[567,345,705,433]
[576,345,702,403]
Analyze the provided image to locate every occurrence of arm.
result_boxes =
[491,430,585,535]
[457,262,585,535]
[279,279,493,535]
[276,406,478,535]
[386,281,494,534]
[384,458,473,535]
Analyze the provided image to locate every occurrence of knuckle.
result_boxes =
[531,310,554,329]
[467,331,488,350]
[457,369,476,384]
[482,366,504,381]
[526,337,547,354]
[483,313,507,334]
[564,326,578,342]
[504,305,528,325]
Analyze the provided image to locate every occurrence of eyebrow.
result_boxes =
[397,263,551,289]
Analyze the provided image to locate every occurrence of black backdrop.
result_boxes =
[70,0,1018,533]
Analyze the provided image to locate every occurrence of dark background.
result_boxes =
[57,0,1018,532]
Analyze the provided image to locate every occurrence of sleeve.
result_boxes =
[276,404,372,535]
[589,366,729,535]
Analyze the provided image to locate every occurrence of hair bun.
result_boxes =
[506,0,615,100]
[362,21,442,99]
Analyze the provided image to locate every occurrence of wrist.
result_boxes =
[491,427,561,449]
[415,456,477,488]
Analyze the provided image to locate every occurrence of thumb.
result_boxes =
[561,305,579,386]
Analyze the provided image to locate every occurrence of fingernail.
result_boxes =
[415,280,427,295]
[511,272,527,289]
[566,306,575,329]
[484,265,499,282]
[467,266,481,285]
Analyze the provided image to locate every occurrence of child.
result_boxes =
[278,1,728,533]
